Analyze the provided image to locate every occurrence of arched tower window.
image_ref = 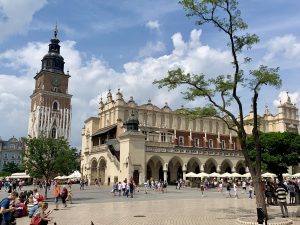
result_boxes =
[51,127,56,138]
[52,101,59,111]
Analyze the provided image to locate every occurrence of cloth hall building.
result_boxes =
[81,90,299,186]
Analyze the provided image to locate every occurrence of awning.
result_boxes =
[10,172,31,179]
[92,125,117,137]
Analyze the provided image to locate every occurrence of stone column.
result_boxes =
[183,170,187,181]
[217,165,221,173]
[200,164,205,172]
[232,166,236,173]
[163,170,168,182]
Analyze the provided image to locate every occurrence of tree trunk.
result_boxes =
[44,179,48,199]
[252,174,268,223]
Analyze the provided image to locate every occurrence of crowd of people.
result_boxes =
[111,178,135,197]
[196,177,300,218]
[0,176,298,224]
[0,179,74,225]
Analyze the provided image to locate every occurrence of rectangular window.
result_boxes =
[195,138,200,147]
[233,142,236,150]
[221,140,226,149]
[160,133,166,142]
[4,153,7,159]
[179,136,184,146]
[208,139,213,148]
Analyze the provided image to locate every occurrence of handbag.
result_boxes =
[30,216,42,225]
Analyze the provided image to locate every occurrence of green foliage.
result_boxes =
[24,136,79,180]
[179,0,259,52]
[249,65,282,91]
[247,132,300,176]
[2,162,22,174]
[153,0,282,177]
[0,171,12,177]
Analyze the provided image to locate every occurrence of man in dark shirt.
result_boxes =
[0,191,18,225]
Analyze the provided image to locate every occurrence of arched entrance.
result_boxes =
[98,158,106,185]
[187,157,201,173]
[204,158,218,173]
[146,156,164,181]
[133,170,139,185]
[168,156,183,183]
[236,160,246,174]
[91,159,98,184]
[220,159,233,173]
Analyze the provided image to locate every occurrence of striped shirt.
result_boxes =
[276,186,287,203]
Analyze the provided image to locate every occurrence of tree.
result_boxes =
[154,0,281,223]
[247,132,300,181]
[2,162,22,174]
[24,136,79,198]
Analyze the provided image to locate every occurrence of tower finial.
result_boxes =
[54,22,58,38]
[287,91,291,103]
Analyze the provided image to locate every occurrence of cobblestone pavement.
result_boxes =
[1,185,298,225]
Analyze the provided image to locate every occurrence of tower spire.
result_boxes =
[54,22,58,39]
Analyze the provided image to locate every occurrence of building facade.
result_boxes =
[81,90,256,186]
[0,137,25,170]
[81,90,299,185]
[28,26,72,141]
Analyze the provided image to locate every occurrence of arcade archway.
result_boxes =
[146,156,164,181]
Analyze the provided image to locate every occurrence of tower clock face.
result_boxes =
[52,77,60,87]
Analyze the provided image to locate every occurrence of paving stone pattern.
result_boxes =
[3,185,298,225]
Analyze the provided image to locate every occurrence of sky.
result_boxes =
[0,0,299,148]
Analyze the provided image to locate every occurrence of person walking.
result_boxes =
[287,181,295,205]
[249,183,253,199]
[118,182,122,197]
[53,182,60,211]
[80,179,84,190]
[226,182,232,198]
[200,183,205,197]
[276,182,289,218]
[144,180,148,194]
[233,182,239,199]
[129,182,134,198]
[66,186,73,204]
[242,180,246,194]
[61,185,68,207]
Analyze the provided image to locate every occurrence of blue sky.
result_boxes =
[0,0,299,148]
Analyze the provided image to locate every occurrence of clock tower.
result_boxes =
[28,25,72,141]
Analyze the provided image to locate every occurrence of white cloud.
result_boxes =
[146,20,160,30]
[0,29,233,147]
[0,0,47,41]
[138,41,165,58]
[273,91,300,107]
[263,34,300,69]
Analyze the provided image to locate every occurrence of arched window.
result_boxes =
[51,127,56,138]
[53,101,58,111]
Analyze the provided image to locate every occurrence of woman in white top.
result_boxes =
[233,183,238,198]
